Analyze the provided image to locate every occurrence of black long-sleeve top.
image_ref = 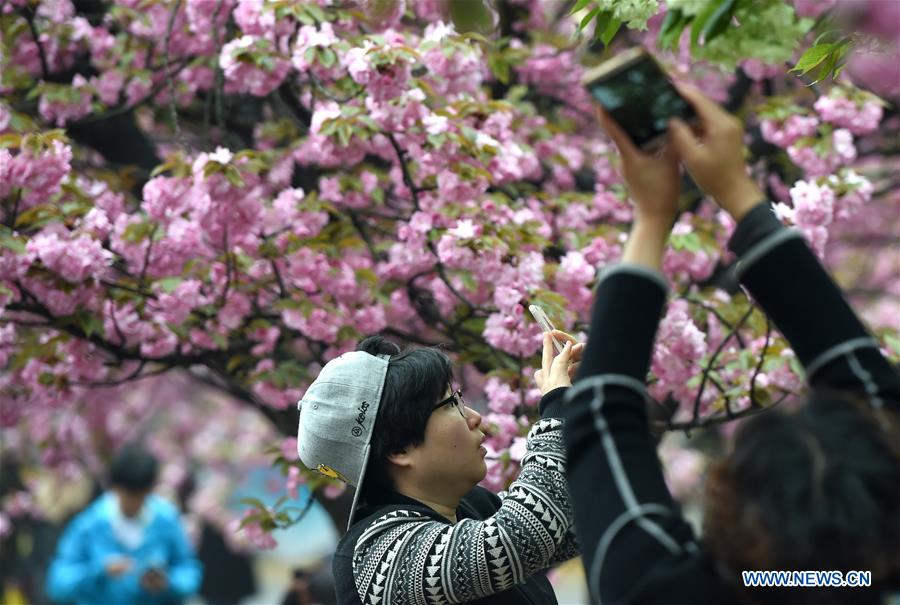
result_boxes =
[563,202,900,604]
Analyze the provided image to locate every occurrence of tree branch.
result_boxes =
[22,5,50,80]
[71,59,193,125]
[749,315,772,408]
[691,304,755,423]
[163,0,187,151]
[660,390,791,432]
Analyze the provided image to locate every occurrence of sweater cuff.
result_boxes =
[539,386,568,418]
[727,200,781,256]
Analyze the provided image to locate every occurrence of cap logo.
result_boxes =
[352,401,369,437]
[316,464,349,483]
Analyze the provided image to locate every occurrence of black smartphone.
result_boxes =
[583,48,696,151]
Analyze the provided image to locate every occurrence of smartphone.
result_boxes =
[582,47,696,151]
[528,304,564,354]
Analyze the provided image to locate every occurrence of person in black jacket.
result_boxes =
[297,332,584,605]
[564,84,900,605]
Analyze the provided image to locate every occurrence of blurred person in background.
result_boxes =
[563,83,900,604]
[281,568,316,605]
[46,443,203,605]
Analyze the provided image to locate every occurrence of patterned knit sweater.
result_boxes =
[333,389,580,605]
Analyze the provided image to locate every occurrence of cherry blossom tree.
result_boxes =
[1,0,897,548]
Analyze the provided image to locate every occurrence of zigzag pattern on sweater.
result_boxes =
[351,417,576,605]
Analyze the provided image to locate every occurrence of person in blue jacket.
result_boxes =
[46,444,203,605]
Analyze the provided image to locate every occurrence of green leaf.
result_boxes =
[815,42,849,83]
[690,0,722,49]
[487,52,510,84]
[569,0,593,15]
[791,42,834,75]
[593,10,612,40]
[448,0,494,34]
[579,7,599,33]
[74,312,103,338]
[700,0,736,43]
[305,2,326,22]
[598,16,622,46]
[670,232,702,252]
[0,230,26,254]
[659,8,684,36]
[224,166,245,187]
[337,123,352,147]
[0,133,22,148]
[156,276,183,293]
[657,8,689,51]
[319,47,337,68]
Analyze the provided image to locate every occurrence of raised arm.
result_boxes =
[670,85,900,412]
[563,107,719,604]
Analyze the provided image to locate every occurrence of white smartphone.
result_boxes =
[528,304,564,354]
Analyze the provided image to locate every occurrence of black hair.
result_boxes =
[705,390,900,603]
[109,443,159,492]
[356,335,454,503]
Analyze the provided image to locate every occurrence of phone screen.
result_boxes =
[587,55,695,149]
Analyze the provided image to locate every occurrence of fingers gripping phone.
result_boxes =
[582,47,697,151]
[528,304,564,354]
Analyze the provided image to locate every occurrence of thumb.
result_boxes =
[668,118,701,165]
[549,341,574,376]
[596,105,638,161]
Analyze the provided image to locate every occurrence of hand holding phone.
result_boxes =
[528,305,564,354]
[583,47,696,152]
[584,48,684,224]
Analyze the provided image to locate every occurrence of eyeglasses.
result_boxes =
[434,389,467,419]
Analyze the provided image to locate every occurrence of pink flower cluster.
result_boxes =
[787,128,856,177]
[220,35,291,97]
[760,114,819,148]
[38,76,93,126]
[554,251,595,313]
[344,40,411,103]
[0,140,72,209]
[651,300,708,406]
[234,0,295,39]
[291,21,341,76]
[25,231,112,283]
[814,93,884,136]
[483,308,544,357]
[420,23,484,96]
[517,44,587,109]
[772,170,874,257]
[484,376,521,415]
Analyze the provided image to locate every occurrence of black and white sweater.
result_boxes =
[333,389,580,605]
[563,201,900,604]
